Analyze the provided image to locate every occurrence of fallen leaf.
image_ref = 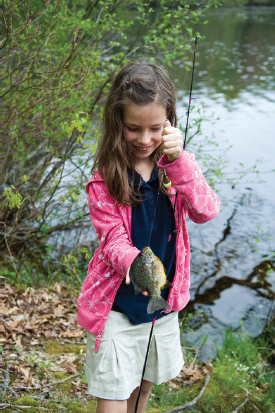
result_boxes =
[62,330,83,338]
[54,305,66,317]
[203,361,213,374]
[58,356,78,374]
[19,366,30,380]
[68,313,77,324]
[0,304,15,316]
[15,336,22,347]
[25,321,36,330]
[7,353,18,359]
[11,314,25,323]
[53,282,62,295]
[42,330,53,339]
[49,365,66,372]
[168,380,180,389]
[4,284,18,294]
[57,355,77,365]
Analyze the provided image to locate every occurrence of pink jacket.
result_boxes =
[77,151,220,351]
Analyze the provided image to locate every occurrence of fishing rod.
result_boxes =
[184,35,200,150]
[134,36,200,413]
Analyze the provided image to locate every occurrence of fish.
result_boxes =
[129,246,172,314]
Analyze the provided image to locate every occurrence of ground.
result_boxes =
[1,282,211,412]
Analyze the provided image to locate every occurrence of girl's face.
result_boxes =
[123,102,167,163]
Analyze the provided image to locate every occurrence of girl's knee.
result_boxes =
[96,397,127,413]
[141,380,153,393]
[135,380,153,394]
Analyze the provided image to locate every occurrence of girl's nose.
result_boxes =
[139,129,151,144]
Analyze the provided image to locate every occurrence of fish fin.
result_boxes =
[147,296,171,314]
[163,280,172,289]
[131,279,143,295]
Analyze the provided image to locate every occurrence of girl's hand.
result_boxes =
[162,120,183,162]
[125,266,149,296]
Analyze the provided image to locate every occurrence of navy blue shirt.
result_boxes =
[112,167,177,324]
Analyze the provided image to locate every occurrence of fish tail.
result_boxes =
[147,296,171,314]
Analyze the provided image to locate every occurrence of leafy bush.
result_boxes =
[1,0,220,284]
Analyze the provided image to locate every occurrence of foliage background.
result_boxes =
[1,0,222,287]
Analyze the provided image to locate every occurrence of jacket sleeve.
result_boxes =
[86,181,140,275]
[157,151,220,223]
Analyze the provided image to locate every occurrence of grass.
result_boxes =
[3,328,275,412]
[146,328,275,412]
[2,274,274,412]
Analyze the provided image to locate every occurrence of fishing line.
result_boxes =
[184,35,200,150]
[134,192,178,413]
[135,36,200,413]
[134,309,156,411]
[147,173,163,248]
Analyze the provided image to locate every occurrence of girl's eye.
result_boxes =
[125,126,161,132]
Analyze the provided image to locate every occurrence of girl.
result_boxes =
[77,61,220,413]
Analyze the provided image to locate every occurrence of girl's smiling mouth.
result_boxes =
[134,145,152,152]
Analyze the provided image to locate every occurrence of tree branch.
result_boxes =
[14,373,80,390]
[162,375,211,412]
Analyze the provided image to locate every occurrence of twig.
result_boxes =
[188,347,199,371]
[161,374,211,412]
[232,398,249,413]
[4,233,20,283]
[0,369,17,397]
[244,388,261,401]
[252,403,261,413]
[0,404,50,410]
[14,373,80,390]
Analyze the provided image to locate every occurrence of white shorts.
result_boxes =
[85,310,184,400]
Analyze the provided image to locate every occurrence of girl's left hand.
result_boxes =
[162,120,183,162]
[125,266,149,296]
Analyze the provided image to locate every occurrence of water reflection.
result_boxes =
[172,7,275,98]
[169,6,275,358]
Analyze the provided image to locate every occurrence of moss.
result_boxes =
[52,372,72,395]
[65,402,85,412]
[64,400,97,412]
[261,382,275,411]
[15,397,39,407]
[47,401,60,411]
[45,340,85,355]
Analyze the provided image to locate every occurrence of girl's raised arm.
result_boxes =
[158,151,220,224]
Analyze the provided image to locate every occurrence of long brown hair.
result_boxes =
[91,61,177,205]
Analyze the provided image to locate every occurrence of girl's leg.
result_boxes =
[96,380,152,413]
[96,398,127,413]
[127,380,153,413]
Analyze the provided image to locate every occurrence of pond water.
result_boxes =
[169,6,275,359]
